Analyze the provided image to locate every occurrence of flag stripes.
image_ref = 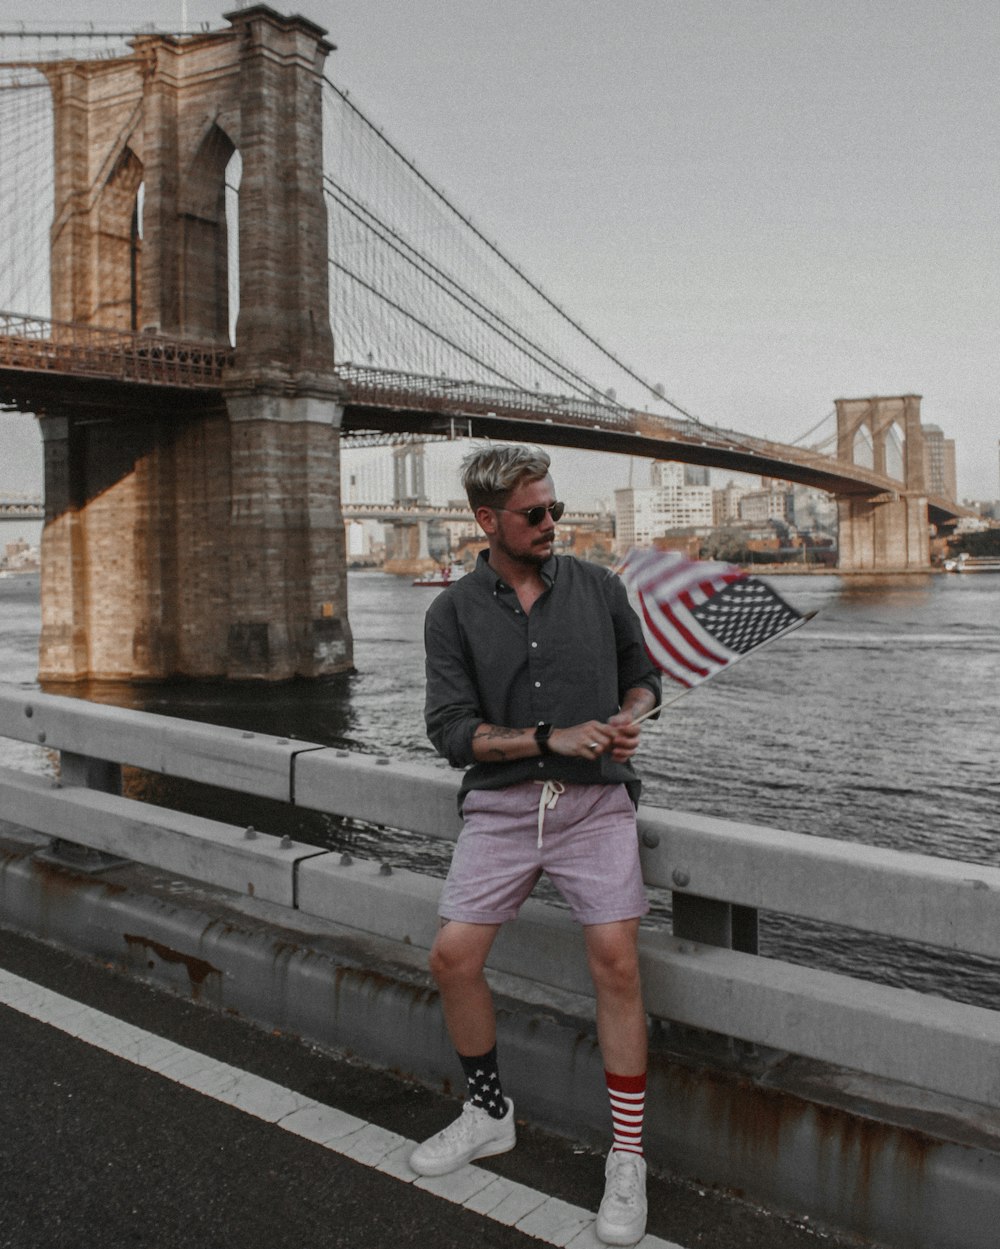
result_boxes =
[618,548,805,691]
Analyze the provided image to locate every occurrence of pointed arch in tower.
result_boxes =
[179,122,236,343]
[852,425,874,470]
[884,421,905,481]
[96,145,144,330]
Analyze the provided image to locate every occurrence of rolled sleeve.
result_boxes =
[605,569,662,708]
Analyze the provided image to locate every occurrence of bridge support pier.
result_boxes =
[383,518,444,577]
[32,8,354,684]
[37,393,353,685]
[837,493,930,572]
[223,389,352,680]
[37,416,90,680]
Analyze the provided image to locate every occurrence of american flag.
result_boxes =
[617,548,807,690]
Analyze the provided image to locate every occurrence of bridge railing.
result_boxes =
[336,363,904,493]
[0,500,44,518]
[2,682,998,1110]
[0,312,234,387]
[0,319,904,494]
[337,362,665,432]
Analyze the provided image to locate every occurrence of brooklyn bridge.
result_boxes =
[0,6,966,682]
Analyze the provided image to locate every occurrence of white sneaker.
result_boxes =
[596,1148,647,1246]
[409,1098,516,1176]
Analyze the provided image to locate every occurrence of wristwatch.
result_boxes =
[534,722,553,755]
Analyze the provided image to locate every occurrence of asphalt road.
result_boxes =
[0,925,878,1249]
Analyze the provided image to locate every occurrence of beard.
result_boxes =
[495,530,552,568]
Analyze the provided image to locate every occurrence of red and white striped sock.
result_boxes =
[605,1069,646,1156]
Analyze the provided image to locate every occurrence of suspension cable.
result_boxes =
[323,75,696,418]
[330,259,533,392]
[791,409,836,446]
[325,178,614,404]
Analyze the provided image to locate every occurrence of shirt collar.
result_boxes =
[473,548,558,592]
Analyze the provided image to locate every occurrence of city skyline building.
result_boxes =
[922,424,958,501]
[738,481,792,525]
[713,479,753,526]
[614,460,714,552]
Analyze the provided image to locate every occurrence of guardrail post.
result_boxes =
[60,751,122,795]
[673,892,730,947]
[732,902,759,956]
[670,892,760,1054]
[40,750,130,874]
[672,893,758,953]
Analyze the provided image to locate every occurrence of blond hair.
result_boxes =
[460,444,551,510]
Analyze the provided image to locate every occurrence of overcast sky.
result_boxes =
[2,0,998,506]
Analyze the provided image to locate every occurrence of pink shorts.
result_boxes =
[439,781,648,927]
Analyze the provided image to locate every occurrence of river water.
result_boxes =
[1,568,999,1007]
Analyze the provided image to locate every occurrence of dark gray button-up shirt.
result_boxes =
[424,550,661,807]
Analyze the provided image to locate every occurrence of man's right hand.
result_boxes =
[550,720,615,759]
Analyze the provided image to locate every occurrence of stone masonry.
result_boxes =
[37,6,353,682]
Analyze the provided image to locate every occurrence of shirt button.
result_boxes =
[530,641,538,648]
[538,761,545,768]
[534,681,541,688]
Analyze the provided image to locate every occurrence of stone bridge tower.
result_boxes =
[37,5,352,682]
[835,396,930,571]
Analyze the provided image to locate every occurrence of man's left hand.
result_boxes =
[607,710,642,763]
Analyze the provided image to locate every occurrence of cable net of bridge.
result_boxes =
[0,61,55,320]
[321,78,686,426]
[0,28,168,316]
[0,27,849,471]
[322,78,846,469]
[0,33,669,416]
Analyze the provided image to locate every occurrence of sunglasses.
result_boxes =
[493,501,565,527]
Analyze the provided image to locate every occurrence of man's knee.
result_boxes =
[429,923,492,986]
[592,949,641,995]
[586,926,642,994]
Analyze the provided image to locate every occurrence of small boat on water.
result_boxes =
[412,561,466,587]
[943,553,1000,573]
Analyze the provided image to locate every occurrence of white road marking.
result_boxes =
[0,968,682,1249]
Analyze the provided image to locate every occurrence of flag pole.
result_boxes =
[630,609,817,728]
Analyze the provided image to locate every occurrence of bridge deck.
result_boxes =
[0,313,919,504]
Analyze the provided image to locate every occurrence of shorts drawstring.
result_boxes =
[536,779,565,849]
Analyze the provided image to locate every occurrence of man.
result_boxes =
[410,444,660,1247]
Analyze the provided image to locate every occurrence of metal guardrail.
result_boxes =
[2,684,999,1110]
[0,312,234,388]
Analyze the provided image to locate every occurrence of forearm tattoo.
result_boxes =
[473,724,522,762]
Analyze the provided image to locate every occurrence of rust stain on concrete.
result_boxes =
[123,932,221,998]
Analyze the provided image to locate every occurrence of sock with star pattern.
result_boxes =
[458,1045,507,1119]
